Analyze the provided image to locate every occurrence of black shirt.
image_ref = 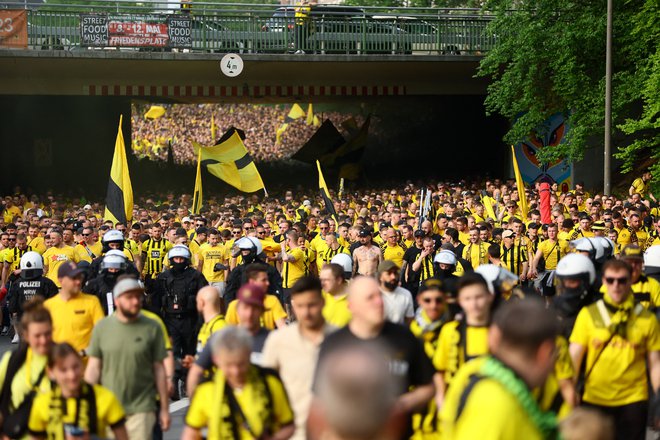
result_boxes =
[315,322,434,395]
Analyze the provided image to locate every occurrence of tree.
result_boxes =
[478,0,659,187]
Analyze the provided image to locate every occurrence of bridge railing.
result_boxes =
[2,1,495,55]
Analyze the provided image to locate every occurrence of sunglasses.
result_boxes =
[257,231,265,235]
[422,297,444,304]
[232,231,242,235]
[7,238,15,241]
[244,226,254,230]
[604,277,628,285]
[82,233,90,237]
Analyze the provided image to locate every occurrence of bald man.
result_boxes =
[194,286,226,357]
[312,277,435,440]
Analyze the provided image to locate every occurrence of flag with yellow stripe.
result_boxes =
[511,145,529,219]
[192,149,203,214]
[193,128,265,193]
[104,115,133,224]
[316,160,338,221]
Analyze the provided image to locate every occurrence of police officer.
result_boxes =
[84,253,128,315]
[88,229,139,278]
[225,237,282,303]
[154,245,207,391]
[6,251,58,343]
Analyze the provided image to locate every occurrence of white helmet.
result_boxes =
[434,250,457,266]
[571,237,598,260]
[102,229,124,243]
[645,245,660,275]
[475,264,518,296]
[235,237,263,255]
[556,253,596,285]
[105,249,125,258]
[330,253,353,278]
[101,253,127,271]
[168,245,192,261]
[20,251,44,279]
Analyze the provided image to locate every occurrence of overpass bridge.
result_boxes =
[0,2,494,98]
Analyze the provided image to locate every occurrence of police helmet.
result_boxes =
[475,264,518,296]
[330,253,353,277]
[168,245,192,261]
[101,253,127,272]
[434,250,457,266]
[19,251,44,279]
[556,253,596,285]
[645,245,660,275]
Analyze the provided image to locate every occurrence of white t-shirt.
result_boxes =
[381,286,414,324]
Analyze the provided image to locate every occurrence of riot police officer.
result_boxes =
[154,245,207,363]
[7,251,58,342]
[225,237,282,303]
[88,229,139,278]
[85,252,128,315]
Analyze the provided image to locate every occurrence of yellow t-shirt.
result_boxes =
[569,298,660,406]
[439,357,545,440]
[322,291,351,327]
[27,236,46,255]
[3,205,22,223]
[199,244,229,283]
[433,321,489,384]
[382,244,405,268]
[28,384,125,439]
[197,314,226,355]
[462,243,489,269]
[74,242,103,263]
[534,336,574,419]
[225,295,287,330]
[185,368,294,439]
[536,239,568,271]
[282,248,305,289]
[631,177,648,197]
[44,294,105,352]
[0,348,50,410]
[42,246,79,287]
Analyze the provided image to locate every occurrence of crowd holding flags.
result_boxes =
[511,144,529,219]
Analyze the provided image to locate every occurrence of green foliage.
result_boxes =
[478,0,659,181]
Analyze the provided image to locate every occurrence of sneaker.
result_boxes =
[11,334,19,344]
[1,326,8,336]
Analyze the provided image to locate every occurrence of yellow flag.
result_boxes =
[313,115,321,127]
[286,103,305,122]
[481,194,497,221]
[211,114,217,143]
[316,160,338,221]
[306,103,314,125]
[104,115,133,224]
[276,123,288,145]
[144,105,166,120]
[193,128,265,193]
[192,149,203,214]
[511,145,529,219]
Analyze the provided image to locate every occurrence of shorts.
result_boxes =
[124,412,156,440]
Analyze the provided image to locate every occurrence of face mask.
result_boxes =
[172,261,188,273]
[104,271,120,282]
[553,289,586,317]
[243,252,257,264]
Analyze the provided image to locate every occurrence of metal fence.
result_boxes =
[4,1,495,55]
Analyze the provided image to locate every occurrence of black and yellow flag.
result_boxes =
[192,149,203,214]
[193,128,265,193]
[321,115,370,181]
[275,104,306,145]
[104,115,133,224]
[316,160,338,220]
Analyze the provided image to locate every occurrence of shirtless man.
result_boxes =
[352,229,382,277]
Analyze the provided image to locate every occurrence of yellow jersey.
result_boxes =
[44,293,105,352]
[282,248,305,289]
[43,246,79,287]
[433,320,489,384]
[196,314,226,355]
[322,291,351,327]
[198,244,229,283]
[225,295,287,330]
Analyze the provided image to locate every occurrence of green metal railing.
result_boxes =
[4,1,495,55]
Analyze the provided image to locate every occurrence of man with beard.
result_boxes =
[86,276,171,440]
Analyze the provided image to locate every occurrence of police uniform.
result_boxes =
[7,275,58,317]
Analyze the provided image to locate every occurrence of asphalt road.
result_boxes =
[0,333,188,440]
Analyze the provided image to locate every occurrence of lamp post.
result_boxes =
[603,0,613,195]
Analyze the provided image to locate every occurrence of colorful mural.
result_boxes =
[513,112,572,188]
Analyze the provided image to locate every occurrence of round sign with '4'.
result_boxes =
[220,53,244,78]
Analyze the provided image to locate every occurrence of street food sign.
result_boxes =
[80,14,191,48]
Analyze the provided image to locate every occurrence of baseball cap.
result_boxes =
[57,261,86,279]
[237,284,266,308]
[414,230,425,238]
[358,229,372,238]
[620,244,643,260]
[527,222,539,230]
[377,260,399,275]
[592,221,606,231]
[303,200,311,207]
[83,204,92,210]
[418,278,445,295]
[502,230,515,239]
[182,217,192,223]
[112,277,145,299]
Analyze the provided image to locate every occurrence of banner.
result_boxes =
[0,10,27,49]
[80,14,192,48]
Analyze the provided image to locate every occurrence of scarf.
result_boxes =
[602,292,636,339]
[209,366,274,439]
[47,383,96,440]
[480,357,559,440]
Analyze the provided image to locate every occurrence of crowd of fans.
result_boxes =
[0,169,658,440]
[131,103,365,164]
